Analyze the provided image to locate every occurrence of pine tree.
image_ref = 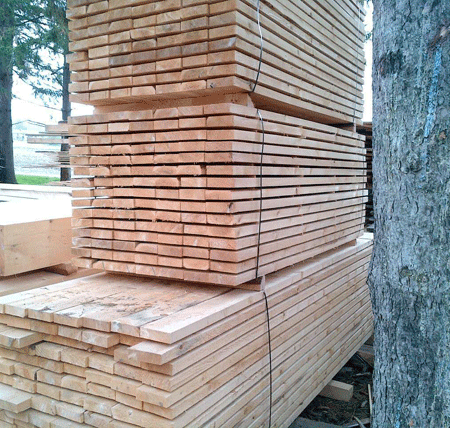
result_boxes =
[0,0,68,184]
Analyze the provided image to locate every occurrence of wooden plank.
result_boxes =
[0,4,372,426]
[0,200,72,277]
[138,238,372,346]
[181,298,372,427]
[0,273,106,316]
[66,0,364,123]
[121,240,372,367]
[319,380,354,402]
[0,238,372,428]
[0,384,32,413]
[0,327,43,349]
[68,101,367,286]
[134,269,370,404]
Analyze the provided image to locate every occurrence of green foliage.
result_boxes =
[0,0,68,101]
[0,0,69,184]
[16,174,59,185]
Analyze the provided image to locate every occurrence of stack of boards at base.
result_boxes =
[70,101,367,286]
[67,0,365,125]
[0,236,372,428]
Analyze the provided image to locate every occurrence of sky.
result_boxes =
[12,4,374,125]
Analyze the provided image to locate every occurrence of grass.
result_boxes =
[15,175,60,185]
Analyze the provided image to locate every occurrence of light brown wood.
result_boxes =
[319,380,354,402]
[66,0,365,124]
[0,238,372,428]
[6,2,375,427]
[69,102,367,286]
[0,200,72,277]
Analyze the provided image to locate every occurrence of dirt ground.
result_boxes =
[299,354,372,426]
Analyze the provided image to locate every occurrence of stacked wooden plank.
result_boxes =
[45,0,374,426]
[27,123,71,146]
[70,101,367,287]
[0,200,72,277]
[67,0,365,125]
[25,122,72,172]
[357,122,373,232]
[0,236,372,428]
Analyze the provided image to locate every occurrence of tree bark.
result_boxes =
[0,1,16,184]
[370,1,450,427]
[60,54,71,182]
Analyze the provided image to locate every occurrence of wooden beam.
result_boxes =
[319,380,354,402]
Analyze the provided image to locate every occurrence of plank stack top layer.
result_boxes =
[0,235,373,428]
[67,0,365,125]
[70,101,367,287]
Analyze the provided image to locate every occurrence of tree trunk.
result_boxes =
[60,55,71,182]
[370,1,450,427]
[0,1,16,184]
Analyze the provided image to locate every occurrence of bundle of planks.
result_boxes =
[0,236,372,428]
[26,123,72,172]
[67,0,365,125]
[0,200,72,277]
[18,0,378,426]
[357,122,373,232]
[70,100,367,286]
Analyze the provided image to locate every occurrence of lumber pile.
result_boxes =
[70,101,367,287]
[0,200,72,277]
[26,122,72,173]
[67,0,365,125]
[357,122,373,232]
[67,0,367,287]
[27,123,71,146]
[0,236,372,428]
[0,1,375,427]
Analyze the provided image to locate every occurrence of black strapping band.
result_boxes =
[263,291,273,428]
[250,0,264,93]
[255,109,265,280]
[255,110,272,427]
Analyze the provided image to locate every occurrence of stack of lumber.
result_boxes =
[70,101,367,287]
[50,0,372,426]
[27,123,71,146]
[0,235,372,428]
[67,0,365,125]
[357,122,373,232]
[26,123,72,172]
[0,200,72,277]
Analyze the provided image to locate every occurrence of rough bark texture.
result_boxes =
[0,1,16,184]
[369,1,450,427]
